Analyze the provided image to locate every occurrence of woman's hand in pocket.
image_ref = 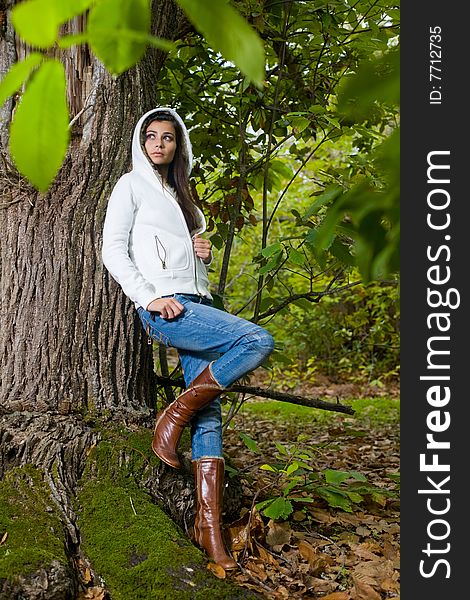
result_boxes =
[146,297,184,319]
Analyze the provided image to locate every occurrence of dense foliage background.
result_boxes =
[153,0,400,387]
[1,0,400,388]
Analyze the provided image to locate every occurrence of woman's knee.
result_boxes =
[248,327,275,359]
[260,329,275,353]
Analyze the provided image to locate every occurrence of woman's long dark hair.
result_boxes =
[141,112,199,233]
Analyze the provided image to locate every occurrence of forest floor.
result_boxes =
[219,374,400,600]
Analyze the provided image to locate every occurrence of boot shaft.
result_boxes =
[151,363,223,469]
[193,457,225,513]
[192,457,237,570]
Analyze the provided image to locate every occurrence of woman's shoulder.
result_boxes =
[111,171,146,200]
[107,173,139,212]
[109,172,132,194]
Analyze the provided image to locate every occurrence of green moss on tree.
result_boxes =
[0,466,70,582]
[0,427,257,598]
[77,431,259,599]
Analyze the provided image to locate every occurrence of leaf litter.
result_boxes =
[221,389,400,600]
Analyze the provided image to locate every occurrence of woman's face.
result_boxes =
[144,120,177,167]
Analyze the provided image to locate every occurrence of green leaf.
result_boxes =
[346,491,364,504]
[176,0,265,87]
[329,238,354,266]
[289,115,310,133]
[224,463,238,478]
[57,33,89,49]
[11,0,58,47]
[288,496,316,503]
[316,487,353,512]
[270,159,293,180]
[293,298,314,311]
[259,251,282,274]
[274,442,289,456]
[323,114,341,129]
[210,293,226,311]
[255,498,275,511]
[347,471,368,482]
[209,233,224,250]
[387,472,400,484]
[370,490,387,506]
[260,464,278,472]
[262,496,293,520]
[283,477,302,496]
[304,184,343,219]
[51,0,94,22]
[288,248,305,266]
[11,0,93,48]
[338,49,399,122]
[0,53,43,107]
[9,60,69,192]
[88,0,169,75]
[324,469,354,485]
[293,460,314,471]
[285,461,300,476]
[239,432,259,453]
[261,242,282,258]
[259,296,275,312]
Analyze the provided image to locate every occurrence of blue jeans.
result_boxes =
[137,294,274,460]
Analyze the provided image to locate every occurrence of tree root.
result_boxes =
[0,415,259,599]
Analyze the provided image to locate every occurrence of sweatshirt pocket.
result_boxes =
[154,232,191,272]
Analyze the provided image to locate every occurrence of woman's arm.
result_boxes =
[101,175,158,309]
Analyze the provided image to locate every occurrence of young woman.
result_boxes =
[102,108,274,570]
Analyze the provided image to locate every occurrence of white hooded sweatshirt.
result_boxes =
[102,108,212,309]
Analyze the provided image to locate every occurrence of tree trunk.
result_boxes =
[0,3,254,598]
[0,3,173,416]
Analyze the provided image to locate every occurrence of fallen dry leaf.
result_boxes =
[245,559,268,582]
[207,562,226,579]
[352,558,396,588]
[322,593,351,600]
[380,576,400,594]
[0,532,8,546]
[266,519,291,549]
[382,539,400,565]
[253,541,279,565]
[297,539,334,575]
[76,558,93,584]
[337,513,362,527]
[273,585,290,599]
[349,543,382,561]
[298,539,317,563]
[309,507,337,524]
[77,587,107,600]
[303,576,338,594]
[351,577,382,600]
[227,508,265,555]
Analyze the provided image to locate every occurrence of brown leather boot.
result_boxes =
[152,364,223,469]
[192,457,238,570]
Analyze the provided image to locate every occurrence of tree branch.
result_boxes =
[256,279,363,320]
[154,376,355,415]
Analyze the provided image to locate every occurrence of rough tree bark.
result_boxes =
[0,2,256,598]
[0,3,168,415]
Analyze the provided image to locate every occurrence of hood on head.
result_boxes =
[131,107,193,177]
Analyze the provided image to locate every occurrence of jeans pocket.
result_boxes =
[138,307,171,346]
